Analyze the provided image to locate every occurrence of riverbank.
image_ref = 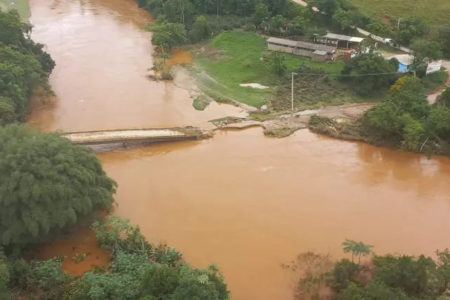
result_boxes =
[309,115,450,157]
[190,31,370,111]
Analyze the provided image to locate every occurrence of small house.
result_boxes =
[267,37,336,61]
[390,54,414,73]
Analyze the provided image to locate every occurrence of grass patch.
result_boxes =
[349,0,450,28]
[194,31,346,108]
[0,0,30,20]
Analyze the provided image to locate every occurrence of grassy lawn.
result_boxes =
[349,0,450,28]
[194,31,345,108]
[0,0,30,20]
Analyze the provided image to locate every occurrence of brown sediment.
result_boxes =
[166,48,193,69]
[27,0,245,133]
[25,0,450,299]
[31,226,110,276]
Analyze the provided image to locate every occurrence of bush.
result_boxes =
[341,281,409,300]
[92,216,150,255]
[330,259,360,292]
[373,255,434,298]
[141,264,180,298]
[30,258,69,299]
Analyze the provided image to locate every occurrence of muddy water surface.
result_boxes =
[27,0,450,299]
[27,0,245,132]
[100,128,450,299]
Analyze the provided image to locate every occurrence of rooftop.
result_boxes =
[323,33,364,43]
[267,37,336,53]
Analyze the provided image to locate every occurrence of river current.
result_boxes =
[27,0,450,299]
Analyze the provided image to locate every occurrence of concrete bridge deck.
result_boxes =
[63,127,208,147]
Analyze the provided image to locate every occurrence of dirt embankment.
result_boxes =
[212,103,374,138]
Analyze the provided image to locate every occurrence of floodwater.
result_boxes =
[100,129,450,299]
[27,0,450,299]
[27,0,245,132]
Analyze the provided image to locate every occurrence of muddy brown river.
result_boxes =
[27,0,450,299]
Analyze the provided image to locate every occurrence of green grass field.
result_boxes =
[0,0,30,20]
[194,31,345,108]
[350,0,450,28]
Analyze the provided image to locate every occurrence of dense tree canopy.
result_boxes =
[150,21,187,52]
[396,17,428,46]
[0,10,55,125]
[341,53,398,96]
[0,125,116,249]
[361,76,450,153]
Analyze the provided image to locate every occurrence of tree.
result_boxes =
[189,15,210,42]
[313,0,340,17]
[426,105,450,141]
[267,15,285,35]
[330,259,360,291]
[341,281,409,300]
[400,114,425,151]
[439,27,450,58]
[332,9,354,32]
[0,11,54,125]
[435,249,450,295]
[287,15,308,36]
[373,254,435,298]
[268,52,287,76]
[252,3,269,28]
[150,21,187,53]
[439,87,450,108]
[342,239,373,263]
[411,39,442,63]
[361,77,430,147]
[0,125,116,249]
[396,17,428,46]
[341,53,398,96]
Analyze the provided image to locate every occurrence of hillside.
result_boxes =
[350,0,450,28]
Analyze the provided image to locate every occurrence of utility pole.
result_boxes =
[291,72,297,114]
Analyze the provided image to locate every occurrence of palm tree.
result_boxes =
[342,239,373,264]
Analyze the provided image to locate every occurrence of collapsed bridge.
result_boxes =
[62,127,209,151]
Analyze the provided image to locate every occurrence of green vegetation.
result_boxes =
[287,240,450,299]
[0,125,117,250]
[349,0,450,29]
[1,216,229,299]
[0,0,29,20]
[310,76,450,155]
[342,239,373,264]
[0,10,55,125]
[195,31,274,107]
[195,31,346,108]
[341,53,398,96]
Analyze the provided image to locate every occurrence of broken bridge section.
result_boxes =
[62,127,210,151]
